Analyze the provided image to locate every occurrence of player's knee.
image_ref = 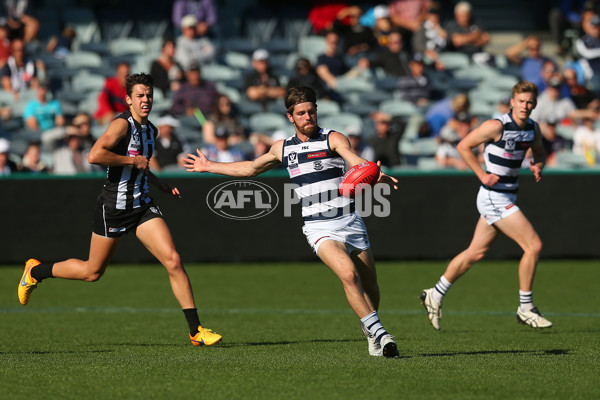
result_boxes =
[465,248,486,263]
[525,237,543,256]
[163,250,183,272]
[338,269,360,288]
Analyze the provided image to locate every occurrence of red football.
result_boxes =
[339,161,380,198]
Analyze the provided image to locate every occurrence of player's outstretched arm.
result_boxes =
[148,171,181,198]
[183,142,282,177]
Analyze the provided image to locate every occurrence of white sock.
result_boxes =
[519,290,534,312]
[433,275,452,304]
[360,310,388,342]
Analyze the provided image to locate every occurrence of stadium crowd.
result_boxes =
[2,0,600,175]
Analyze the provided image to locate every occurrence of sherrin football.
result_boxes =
[339,161,380,198]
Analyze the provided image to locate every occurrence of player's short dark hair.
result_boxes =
[126,73,154,97]
[285,86,317,114]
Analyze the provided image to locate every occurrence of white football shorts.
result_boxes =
[476,186,520,225]
[302,212,370,254]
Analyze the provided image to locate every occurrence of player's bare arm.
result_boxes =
[457,119,503,186]
[88,119,148,169]
[529,124,546,182]
[183,140,283,177]
[329,130,398,190]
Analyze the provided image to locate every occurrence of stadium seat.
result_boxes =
[315,99,340,117]
[298,36,326,64]
[65,51,103,70]
[71,71,106,93]
[109,38,147,56]
[224,52,251,70]
[320,112,363,131]
[223,37,256,55]
[242,8,279,45]
[482,74,519,91]
[453,65,499,81]
[264,38,294,55]
[97,8,135,41]
[553,151,589,168]
[61,7,101,49]
[249,112,288,133]
[201,64,241,83]
[379,99,418,118]
[437,52,470,70]
[343,102,378,117]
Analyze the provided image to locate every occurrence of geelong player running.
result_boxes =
[18,73,222,347]
[420,80,553,330]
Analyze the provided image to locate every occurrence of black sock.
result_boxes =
[30,263,54,282]
[183,308,201,336]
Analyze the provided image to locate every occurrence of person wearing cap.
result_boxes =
[575,13,600,95]
[0,137,17,175]
[94,62,130,126]
[23,79,65,132]
[368,111,404,167]
[435,111,475,170]
[244,48,286,109]
[397,52,434,106]
[420,81,553,331]
[149,114,190,171]
[184,86,401,358]
[172,0,217,38]
[174,14,215,71]
[202,125,245,163]
[412,2,447,69]
[18,72,223,348]
[50,124,93,174]
[531,75,596,131]
[170,60,218,117]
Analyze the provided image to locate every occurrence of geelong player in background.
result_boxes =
[184,86,401,358]
[18,73,222,347]
[420,80,553,330]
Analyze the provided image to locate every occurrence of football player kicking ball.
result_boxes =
[184,86,401,358]
[18,73,222,347]
[420,81,553,330]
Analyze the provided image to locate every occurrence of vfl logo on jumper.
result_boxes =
[506,138,516,151]
[288,151,298,168]
[206,180,279,220]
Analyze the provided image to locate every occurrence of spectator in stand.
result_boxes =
[51,125,93,174]
[316,31,370,91]
[150,37,184,97]
[575,13,600,94]
[444,1,491,65]
[22,80,65,133]
[287,57,330,100]
[435,111,475,170]
[387,0,431,52]
[333,5,377,57]
[45,26,76,60]
[0,137,17,175]
[412,2,447,70]
[1,38,41,99]
[71,112,95,148]
[170,61,218,118]
[538,59,568,96]
[308,0,348,35]
[368,111,404,167]
[425,93,470,138]
[202,93,245,145]
[541,117,568,167]
[370,30,411,77]
[0,0,39,42]
[548,0,588,56]
[202,127,245,162]
[531,76,597,132]
[505,35,556,90]
[0,25,10,66]
[94,62,130,125]
[244,49,287,111]
[360,4,393,49]
[346,124,375,161]
[20,141,49,173]
[174,14,215,71]
[572,111,600,165]
[149,114,190,171]
[172,0,217,37]
[397,52,434,106]
[563,66,599,109]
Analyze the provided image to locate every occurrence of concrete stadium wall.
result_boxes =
[1,170,597,264]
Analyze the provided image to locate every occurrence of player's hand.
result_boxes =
[376,160,398,190]
[183,149,210,173]
[132,155,149,170]
[480,172,500,186]
[529,160,543,182]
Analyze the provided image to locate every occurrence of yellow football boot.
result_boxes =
[18,259,41,305]
[190,325,222,346]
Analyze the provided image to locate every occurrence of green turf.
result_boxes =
[1,260,599,399]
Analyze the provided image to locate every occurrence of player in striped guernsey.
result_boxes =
[420,81,553,330]
[18,73,222,347]
[184,86,401,358]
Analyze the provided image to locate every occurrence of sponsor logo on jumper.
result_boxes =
[307,151,327,159]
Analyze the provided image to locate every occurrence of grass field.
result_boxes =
[1,260,599,400]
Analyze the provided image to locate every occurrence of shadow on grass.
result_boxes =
[410,348,572,359]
